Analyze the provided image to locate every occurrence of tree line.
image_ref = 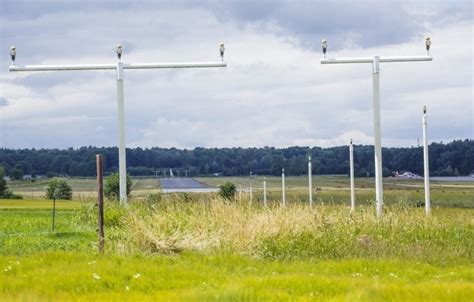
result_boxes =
[0,140,472,178]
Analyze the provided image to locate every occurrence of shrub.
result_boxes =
[219,182,236,200]
[74,199,126,228]
[46,178,72,200]
[104,173,132,200]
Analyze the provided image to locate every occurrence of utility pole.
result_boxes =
[422,106,431,216]
[239,184,242,203]
[249,171,253,204]
[8,43,227,204]
[349,139,355,212]
[263,177,267,207]
[281,168,286,207]
[308,156,313,208]
[320,37,432,217]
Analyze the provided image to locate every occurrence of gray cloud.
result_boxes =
[0,97,9,107]
[0,1,472,149]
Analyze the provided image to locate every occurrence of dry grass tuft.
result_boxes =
[97,196,473,263]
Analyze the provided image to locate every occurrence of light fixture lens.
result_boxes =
[219,43,225,60]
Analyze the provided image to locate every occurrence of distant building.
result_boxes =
[394,171,422,180]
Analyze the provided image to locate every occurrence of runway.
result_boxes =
[159,178,219,193]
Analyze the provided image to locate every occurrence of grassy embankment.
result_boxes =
[0,195,473,301]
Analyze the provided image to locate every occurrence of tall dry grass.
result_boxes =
[97,195,473,263]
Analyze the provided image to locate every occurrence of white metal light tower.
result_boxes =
[263,177,267,207]
[308,156,313,208]
[9,43,227,204]
[422,106,431,216]
[249,171,253,204]
[320,37,432,217]
[281,168,286,206]
[349,139,355,211]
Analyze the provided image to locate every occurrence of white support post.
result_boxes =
[239,185,242,203]
[422,106,431,216]
[372,56,384,218]
[308,156,313,208]
[349,139,355,211]
[263,177,267,207]
[319,38,432,217]
[281,168,286,207]
[116,61,127,204]
[249,185,253,204]
[8,44,227,205]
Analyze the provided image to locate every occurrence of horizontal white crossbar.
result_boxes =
[9,61,227,72]
[320,56,432,64]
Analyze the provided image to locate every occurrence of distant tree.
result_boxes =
[46,172,57,178]
[0,166,8,197]
[46,179,72,200]
[219,182,236,200]
[0,139,472,177]
[104,173,132,200]
[10,167,23,180]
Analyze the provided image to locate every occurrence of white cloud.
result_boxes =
[0,2,472,149]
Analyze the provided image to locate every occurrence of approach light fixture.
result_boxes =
[220,43,225,61]
[116,44,123,60]
[321,39,328,58]
[425,36,431,55]
[320,36,432,217]
[10,45,16,64]
[8,43,227,204]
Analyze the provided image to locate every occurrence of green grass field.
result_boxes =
[8,175,474,208]
[1,177,473,301]
[198,176,474,208]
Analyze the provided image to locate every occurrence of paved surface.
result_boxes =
[160,178,210,189]
[160,178,218,193]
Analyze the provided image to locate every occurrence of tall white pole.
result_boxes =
[281,168,286,206]
[249,185,253,204]
[320,37,432,217]
[239,184,242,203]
[349,139,355,211]
[372,56,384,218]
[8,44,226,206]
[422,106,431,216]
[263,177,267,207]
[308,156,313,208]
[116,61,127,204]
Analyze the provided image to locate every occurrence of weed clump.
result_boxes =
[103,197,473,264]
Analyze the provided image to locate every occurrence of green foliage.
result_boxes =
[0,166,22,199]
[145,192,163,203]
[104,173,132,200]
[0,253,473,301]
[0,198,473,301]
[46,172,57,178]
[9,168,23,180]
[74,200,126,228]
[46,178,72,200]
[0,166,7,197]
[219,181,236,200]
[1,139,473,177]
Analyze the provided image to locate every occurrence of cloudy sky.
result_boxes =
[0,0,472,149]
